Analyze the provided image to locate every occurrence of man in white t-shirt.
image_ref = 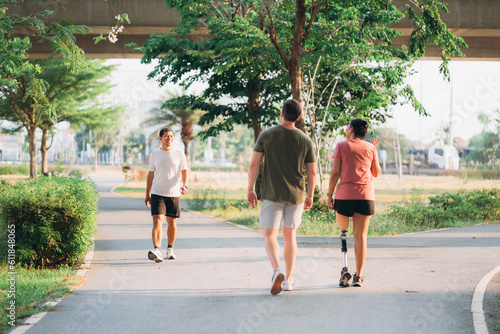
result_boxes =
[145,128,189,262]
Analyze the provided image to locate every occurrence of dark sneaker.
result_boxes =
[339,267,352,287]
[148,248,163,263]
[166,247,176,260]
[352,274,364,287]
[270,268,285,295]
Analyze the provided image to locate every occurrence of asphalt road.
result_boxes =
[15,176,500,334]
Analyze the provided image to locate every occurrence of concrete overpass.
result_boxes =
[6,0,500,60]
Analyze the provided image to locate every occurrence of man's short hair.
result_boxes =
[159,128,173,137]
[282,99,302,122]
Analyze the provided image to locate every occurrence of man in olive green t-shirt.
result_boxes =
[247,99,317,295]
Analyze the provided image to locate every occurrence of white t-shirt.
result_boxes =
[148,148,188,197]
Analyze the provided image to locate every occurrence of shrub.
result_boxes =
[384,188,500,230]
[430,188,500,221]
[0,175,99,268]
[122,164,131,179]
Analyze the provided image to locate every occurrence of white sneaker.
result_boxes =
[148,248,163,263]
[270,268,284,295]
[283,280,294,291]
[166,247,176,260]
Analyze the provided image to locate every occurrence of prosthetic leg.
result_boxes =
[339,230,352,287]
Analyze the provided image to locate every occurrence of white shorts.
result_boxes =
[259,200,304,229]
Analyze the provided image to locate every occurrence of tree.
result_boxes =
[139,1,289,142]
[478,112,492,133]
[145,90,204,167]
[140,0,465,195]
[467,109,500,167]
[34,59,119,174]
[122,130,145,166]
[0,4,89,178]
[141,0,465,137]
[84,107,123,172]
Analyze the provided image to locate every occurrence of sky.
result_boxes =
[104,59,500,148]
[389,60,500,147]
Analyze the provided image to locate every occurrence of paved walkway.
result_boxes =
[18,177,500,334]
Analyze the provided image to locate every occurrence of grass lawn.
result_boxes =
[115,172,500,237]
[0,265,83,331]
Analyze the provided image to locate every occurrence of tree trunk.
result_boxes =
[117,128,122,170]
[94,144,98,173]
[247,76,264,198]
[28,126,37,178]
[180,118,193,168]
[182,138,190,168]
[247,76,262,142]
[40,128,49,175]
[290,0,306,132]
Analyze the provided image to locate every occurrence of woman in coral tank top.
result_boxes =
[327,119,381,287]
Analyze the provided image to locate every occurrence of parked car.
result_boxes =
[427,145,460,170]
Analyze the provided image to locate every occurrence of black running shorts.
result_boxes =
[334,199,375,217]
[151,194,181,218]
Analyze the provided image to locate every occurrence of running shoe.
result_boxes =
[270,268,285,295]
[339,267,352,287]
[148,248,163,263]
[352,274,364,287]
[166,247,176,260]
[282,280,294,291]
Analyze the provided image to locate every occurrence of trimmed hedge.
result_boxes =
[0,176,99,268]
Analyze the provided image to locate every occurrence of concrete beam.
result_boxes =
[5,0,500,60]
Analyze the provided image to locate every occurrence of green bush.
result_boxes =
[0,164,30,175]
[384,188,500,230]
[0,175,99,268]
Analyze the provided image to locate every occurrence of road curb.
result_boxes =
[7,242,95,334]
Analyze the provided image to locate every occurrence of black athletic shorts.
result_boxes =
[334,199,375,217]
[151,194,181,218]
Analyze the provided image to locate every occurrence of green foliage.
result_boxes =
[123,131,146,165]
[0,4,90,177]
[122,164,131,179]
[382,188,500,230]
[466,132,500,165]
[186,188,261,228]
[0,176,99,268]
[139,0,290,139]
[299,203,338,236]
[140,0,466,145]
[35,58,121,172]
[186,185,499,237]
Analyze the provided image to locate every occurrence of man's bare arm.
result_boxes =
[145,171,154,207]
[181,169,189,195]
[304,162,317,210]
[247,151,264,208]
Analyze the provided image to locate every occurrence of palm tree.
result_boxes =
[145,90,202,166]
[477,112,492,133]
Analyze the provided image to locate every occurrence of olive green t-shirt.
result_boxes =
[253,125,316,204]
